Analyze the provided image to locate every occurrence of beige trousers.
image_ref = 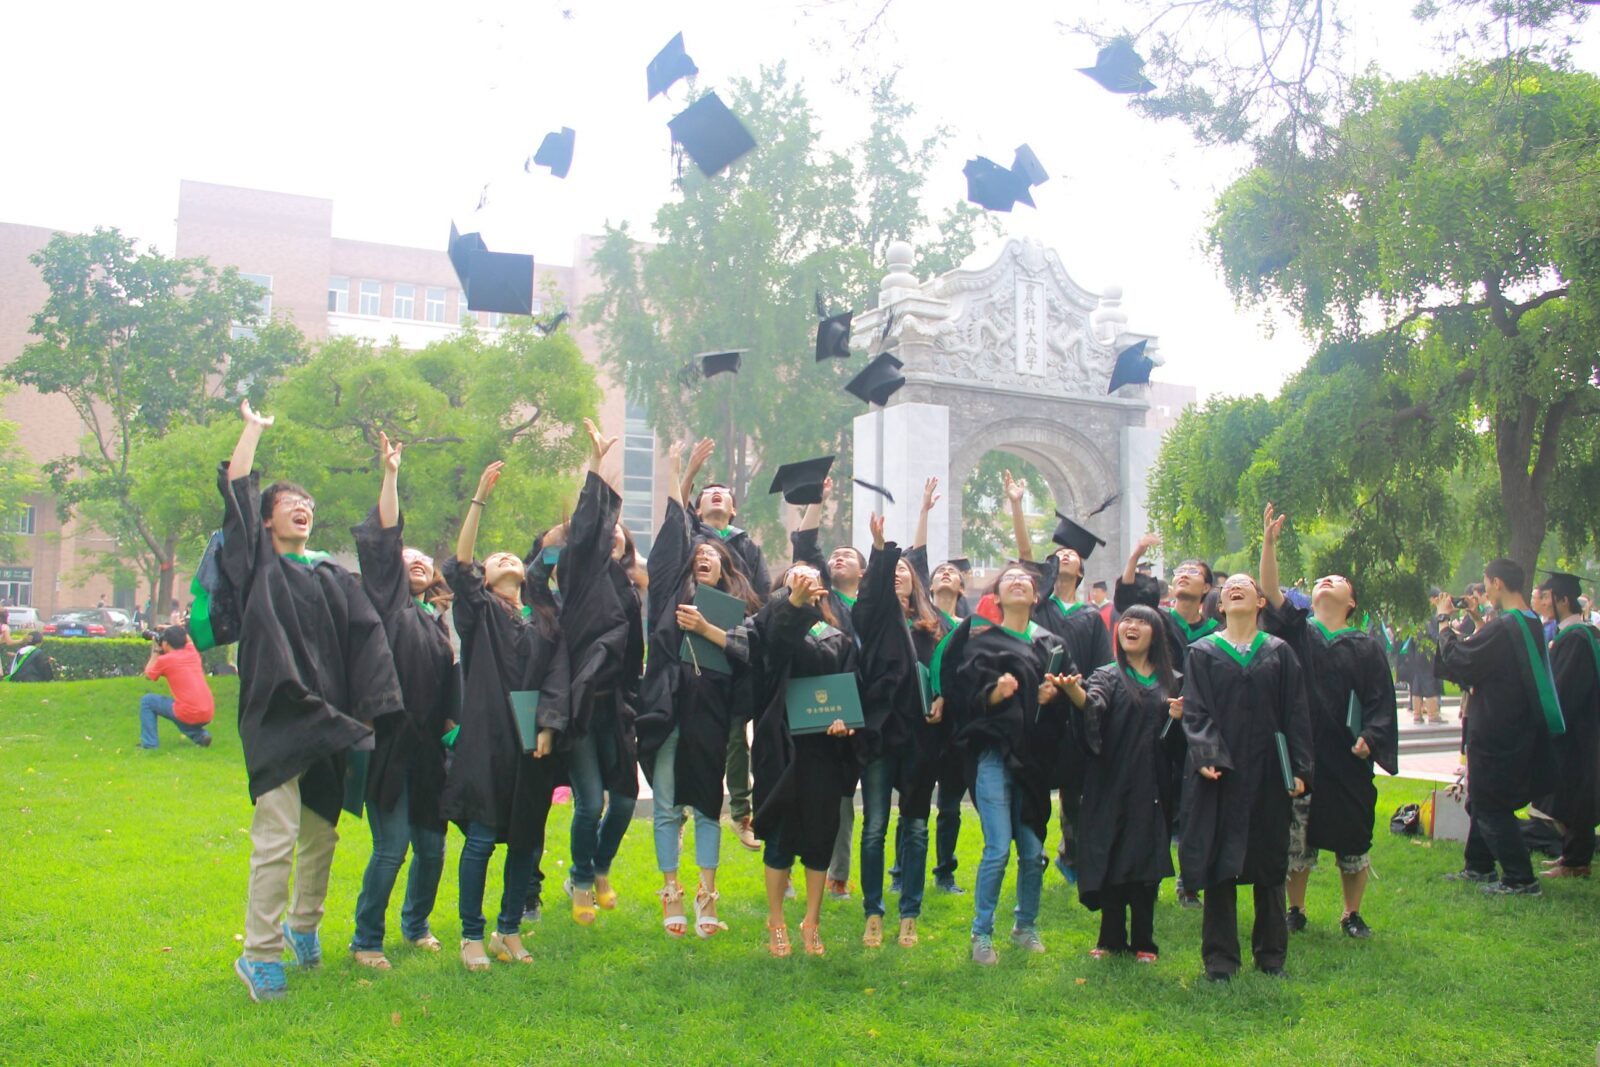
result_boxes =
[243,775,339,961]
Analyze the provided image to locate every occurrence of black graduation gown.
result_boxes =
[1113,579,1221,668]
[904,545,972,619]
[438,557,571,850]
[688,505,771,594]
[6,645,53,682]
[1178,633,1313,889]
[750,594,864,868]
[635,499,753,822]
[1434,612,1560,813]
[945,618,1066,842]
[1026,559,1115,801]
[352,509,456,831]
[1263,603,1398,856]
[1072,664,1187,908]
[1546,623,1600,831]
[218,465,403,824]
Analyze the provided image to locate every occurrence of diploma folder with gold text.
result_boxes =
[786,673,866,735]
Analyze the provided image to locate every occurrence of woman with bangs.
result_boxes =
[440,459,572,972]
[750,560,863,957]
[1059,604,1188,963]
[936,562,1070,965]
[635,443,763,940]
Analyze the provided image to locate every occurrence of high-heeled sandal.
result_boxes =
[487,931,533,964]
[352,949,391,970]
[767,923,792,958]
[694,888,729,939]
[565,878,598,926]
[658,884,687,938]
[800,921,825,956]
[594,879,619,910]
[862,914,884,948]
[898,918,919,947]
[460,939,492,972]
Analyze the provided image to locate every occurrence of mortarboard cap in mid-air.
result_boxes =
[1052,512,1108,559]
[669,92,757,177]
[964,156,1030,213]
[1108,339,1156,392]
[529,127,576,179]
[464,249,536,316]
[844,351,906,406]
[941,557,972,574]
[768,455,835,506]
[816,310,853,361]
[1012,144,1049,188]
[693,349,747,379]
[448,222,486,290]
[852,478,894,504]
[647,32,699,99]
[1079,39,1157,94]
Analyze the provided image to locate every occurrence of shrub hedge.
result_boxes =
[25,637,234,681]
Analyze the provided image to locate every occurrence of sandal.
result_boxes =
[898,918,919,947]
[406,933,442,952]
[595,878,619,910]
[862,914,884,949]
[693,888,729,939]
[460,939,492,972]
[352,949,391,970]
[658,884,688,938]
[487,931,533,964]
[767,923,792,958]
[565,879,598,926]
[800,921,825,957]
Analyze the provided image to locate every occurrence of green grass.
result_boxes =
[2,679,1597,1066]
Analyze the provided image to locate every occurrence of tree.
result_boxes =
[4,228,307,609]
[584,68,988,554]
[0,385,40,563]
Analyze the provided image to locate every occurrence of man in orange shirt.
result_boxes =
[139,625,215,749]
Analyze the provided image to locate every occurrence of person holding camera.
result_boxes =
[138,625,215,749]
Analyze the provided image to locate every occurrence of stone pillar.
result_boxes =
[852,403,950,556]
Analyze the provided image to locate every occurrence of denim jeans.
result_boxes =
[650,728,720,873]
[350,780,446,950]
[971,749,1045,937]
[828,797,855,882]
[567,723,637,886]
[862,750,928,920]
[1464,806,1535,885]
[138,693,211,748]
[458,820,535,940]
[895,767,964,884]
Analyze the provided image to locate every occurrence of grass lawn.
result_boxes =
[2,678,1597,1066]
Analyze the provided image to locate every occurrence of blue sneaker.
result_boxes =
[282,922,322,969]
[234,957,287,1002]
[1053,856,1077,884]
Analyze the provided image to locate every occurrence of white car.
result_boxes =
[4,606,41,629]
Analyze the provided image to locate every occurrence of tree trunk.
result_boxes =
[155,537,178,617]
[1494,414,1546,579]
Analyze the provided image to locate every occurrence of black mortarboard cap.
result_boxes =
[1052,512,1108,559]
[694,349,747,378]
[669,92,757,177]
[844,352,906,406]
[465,249,535,316]
[852,478,894,504]
[964,156,1030,213]
[1108,339,1155,392]
[816,310,853,361]
[647,32,699,99]
[1079,39,1157,94]
[530,127,575,179]
[1012,144,1049,188]
[448,222,486,290]
[943,557,972,574]
[1538,569,1592,603]
[768,455,835,506]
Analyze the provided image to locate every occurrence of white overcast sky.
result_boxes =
[2,0,1594,400]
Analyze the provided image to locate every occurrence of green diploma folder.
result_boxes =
[1274,731,1295,793]
[1346,690,1362,742]
[786,673,866,735]
[916,663,933,718]
[510,690,541,752]
[679,584,746,675]
[342,748,369,818]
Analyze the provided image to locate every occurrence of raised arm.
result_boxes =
[1004,470,1032,561]
[912,477,938,550]
[227,399,274,481]
[456,461,503,564]
[584,416,621,495]
[1259,503,1286,610]
[1122,531,1159,587]
[678,436,713,505]
[796,475,831,535]
[377,432,402,529]
[665,441,685,507]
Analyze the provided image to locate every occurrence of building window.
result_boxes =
[239,273,273,319]
[425,287,446,322]
[622,402,656,555]
[0,505,36,536]
[358,280,381,316]
[328,276,350,313]
[0,566,32,607]
[393,284,416,319]
[487,312,504,328]
[458,290,475,325]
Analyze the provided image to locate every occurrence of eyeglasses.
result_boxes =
[998,572,1035,588]
[276,496,315,513]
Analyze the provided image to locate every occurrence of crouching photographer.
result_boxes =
[138,625,215,749]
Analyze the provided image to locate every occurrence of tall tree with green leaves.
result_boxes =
[4,228,307,608]
[0,385,40,563]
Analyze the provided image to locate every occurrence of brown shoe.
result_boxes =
[898,918,919,947]
[736,816,759,852]
[1539,864,1591,878]
[826,878,852,900]
[862,914,884,948]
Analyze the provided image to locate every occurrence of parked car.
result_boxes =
[53,607,136,636]
[43,611,110,638]
[3,606,41,629]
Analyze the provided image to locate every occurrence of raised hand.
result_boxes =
[474,460,505,502]
[1003,469,1025,505]
[1135,531,1161,556]
[921,477,940,513]
[1431,590,1456,615]
[240,399,274,428]
[822,475,835,498]
[686,437,714,476]
[789,573,825,608]
[1263,502,1286,545]
[869,512,886,550]
[584,417,617,465]
[380,431,403,475]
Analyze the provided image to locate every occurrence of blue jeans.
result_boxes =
[651,728,720,873]
[862,750,928,920]
[138,693,211,748]
[350,780,446,950]
[568,724,637,885]
[971,750,1045,937]
[893,768,964,884]
[458,821,535,940]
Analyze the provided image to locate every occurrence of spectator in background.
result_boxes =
[139,625,215,749]
[1532,583,1559,643]
[169,599,185,626]
[1089,581,1113,631]
[97,594,108,609]
[6,632,53,682]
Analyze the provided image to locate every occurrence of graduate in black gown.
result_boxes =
[219,402,404,1003]
[1060,604,1187,961]
[348,433,458,969]
[1179,573,1312,982]
[751,562,862,957]
[1257,505,1397,940]
[635,443,762,940]
[4,632,52,681]
[936,563,1069,965]
[1541,572,1600,878]
[1431,559,1562,895]
[440,460,572,970]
